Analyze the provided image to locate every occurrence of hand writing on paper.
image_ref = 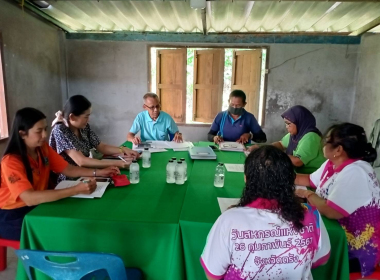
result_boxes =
[237,133,251,144]
[76,178,97,195]
[173,132,183,143]
[214,136,224,144]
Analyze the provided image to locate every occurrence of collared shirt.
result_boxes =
[281,132,326,174]
[310,159,380,277]
[201,198,330,280]
[210,109,263,142]
[130,111,179,142]
[0,142,68,209]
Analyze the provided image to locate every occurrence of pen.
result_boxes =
[118,156,129,163]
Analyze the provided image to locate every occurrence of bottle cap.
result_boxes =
[180,158,185,161]
[171,157,177,160]
[144,148,149,150]
[132,160,137,163]
[178,161,182,164]
[169,160,173,162]
[219,163,224,166]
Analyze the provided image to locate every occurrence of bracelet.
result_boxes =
[93,169,97,177]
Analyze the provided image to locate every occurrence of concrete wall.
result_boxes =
[351,34,380,136]
[0,0,65,153]
[66,40,358,144]
[265,44,358,142]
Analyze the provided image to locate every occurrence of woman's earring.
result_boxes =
[333,155,336,158]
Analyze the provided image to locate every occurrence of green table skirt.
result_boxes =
[17,148,192,280]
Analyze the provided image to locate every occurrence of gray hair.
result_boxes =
[143,93,160,102]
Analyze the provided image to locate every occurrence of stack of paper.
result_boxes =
[55,180,110,199]
[224,164,244,173]
[133,141,193,152]
[219,142,245,152]
[189,146,217,160]
[217,197,240,213]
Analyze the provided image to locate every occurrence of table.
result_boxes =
[179,142,350,280]
[17,141,349,280]
[17,145,192,280]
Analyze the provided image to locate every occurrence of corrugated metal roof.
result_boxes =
[36,1,380,34]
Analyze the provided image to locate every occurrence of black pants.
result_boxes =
[0,206,35,240]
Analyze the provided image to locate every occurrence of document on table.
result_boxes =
[217,197,240,213]
[55,180,109,199]
[295,185,307,190]
[224,164,244,173]
[133,141,193,151]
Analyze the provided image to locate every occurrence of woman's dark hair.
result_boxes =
[325,123,377,163]
[2,108,46,184]
[239,145,305,230]
[229,90,246,104]
[63,95,91,121]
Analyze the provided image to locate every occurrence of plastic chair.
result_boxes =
[16,249,142,280]
[0,238,20,271]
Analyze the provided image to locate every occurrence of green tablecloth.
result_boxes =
[17,144,192,280]
[17,141,349,280]
[179,141,349,280]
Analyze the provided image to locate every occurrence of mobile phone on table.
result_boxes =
[209,145,218,150]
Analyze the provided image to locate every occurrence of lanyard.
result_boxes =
[217,111,228,138]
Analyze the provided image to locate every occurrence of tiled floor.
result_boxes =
[0,248,18,280]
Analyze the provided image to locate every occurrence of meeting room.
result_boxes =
[0,0,380,279]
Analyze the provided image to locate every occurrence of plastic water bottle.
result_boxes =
[142,148,151,168]
[214,163,225,188]
[180,158,187,181]
[166,160,175,184]
[129,160,139,184]
[175,161,185,185]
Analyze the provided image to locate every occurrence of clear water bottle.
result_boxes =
[166,160,175,184]
[180,158,187,181]
[129,160,140,184]
[175,161,185,185]
[214,163,225,188]
[142,148,151,168]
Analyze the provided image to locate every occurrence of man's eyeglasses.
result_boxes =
[144,104,160,111]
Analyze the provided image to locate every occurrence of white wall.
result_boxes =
[0,0,65,153]
[351,34,380,136]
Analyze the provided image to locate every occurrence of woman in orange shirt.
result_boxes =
[0,108,119,240]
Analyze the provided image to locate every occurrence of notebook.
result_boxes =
[189,146,217,160]
[219,142,245,152]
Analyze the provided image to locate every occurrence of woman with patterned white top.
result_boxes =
[49,95,139,182]
[201,145,330,280]
[296,123,380,277]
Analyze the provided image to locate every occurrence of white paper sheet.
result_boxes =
[55,180,109,199]
[224,164,244,173]
[295,185,307,191]
[217,197,240,213]
[219,142,245,152]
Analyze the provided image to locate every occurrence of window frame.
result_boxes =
[0,33,9,141]
[147,45,269,127]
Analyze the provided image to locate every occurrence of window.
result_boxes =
[150,47,267,125]
[0,34,8,139]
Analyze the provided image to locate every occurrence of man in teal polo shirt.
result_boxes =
[127,93,183,145]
